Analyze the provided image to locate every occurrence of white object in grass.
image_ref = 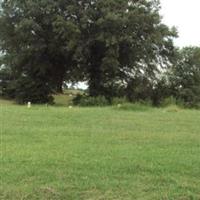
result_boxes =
[27,102,31,108]
[69,106,73,109]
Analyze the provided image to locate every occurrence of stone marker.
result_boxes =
[27,102,31,108]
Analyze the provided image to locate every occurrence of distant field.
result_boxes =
[1,100,200,199]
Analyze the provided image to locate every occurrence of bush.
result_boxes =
[178,88,200,109]
[73,94,109,107]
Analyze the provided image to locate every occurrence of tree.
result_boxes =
[0,0,80,103]
[78,0,177,99]
[0,0,177,103]
[170,47,200,107]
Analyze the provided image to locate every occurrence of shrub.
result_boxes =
[73,94,109,107]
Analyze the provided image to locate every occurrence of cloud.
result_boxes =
[160,0,200,47]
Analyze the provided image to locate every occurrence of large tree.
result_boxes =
[77,0,177,99]
[0,0,80,102]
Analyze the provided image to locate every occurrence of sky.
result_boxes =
[160,0,200,47]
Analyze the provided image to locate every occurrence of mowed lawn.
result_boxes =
[1,102,200,199]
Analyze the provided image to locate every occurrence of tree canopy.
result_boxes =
[0,0,180,104]
[169,47,200,107]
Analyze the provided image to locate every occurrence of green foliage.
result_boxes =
[0,67,16,98]
[0,0,80,102]
[73,94,109,107]
[0,0,178,104]
[152,76,173,106]
[80,0,177,97]
[170,47,200,108]
[126,76,154,102]
[14,77,53,104]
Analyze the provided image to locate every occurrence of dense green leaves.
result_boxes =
[170,47,200,107]
[3,0,199,106]
[77,0,177,98]
[0,0,80,102]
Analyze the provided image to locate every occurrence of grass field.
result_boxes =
[1,99,200,199]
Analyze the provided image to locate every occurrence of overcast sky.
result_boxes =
[160,0,200,47]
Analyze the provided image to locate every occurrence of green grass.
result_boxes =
[0,98,15,105]
[53,94,73,106]
[53,90,84,106]
[1,101,200,199]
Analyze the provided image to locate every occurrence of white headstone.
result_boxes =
[27,102,31,108]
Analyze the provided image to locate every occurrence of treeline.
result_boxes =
[0,0,199,107]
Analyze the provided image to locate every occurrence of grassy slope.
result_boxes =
[0,102,200,199]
